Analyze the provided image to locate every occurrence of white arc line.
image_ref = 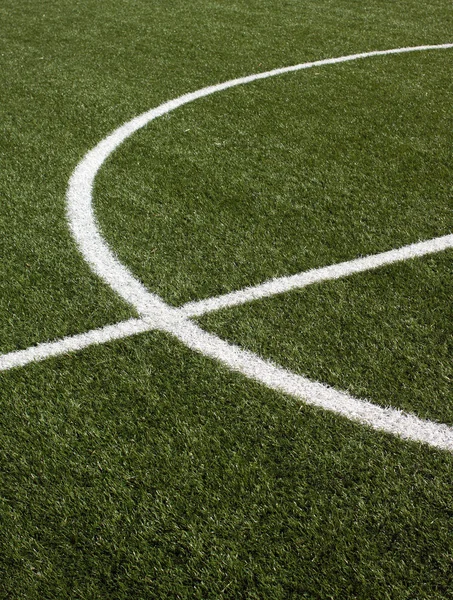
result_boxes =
[162,319,453,452]
[2,44,453,451]
[65,42,453,451]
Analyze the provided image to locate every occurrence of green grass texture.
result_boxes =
[1,0,453,597]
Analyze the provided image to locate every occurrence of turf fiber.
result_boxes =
[1,0,453,597]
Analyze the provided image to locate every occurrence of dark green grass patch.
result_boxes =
[1,334,453,599]
[96,50,453,306]
[200,251,453,426]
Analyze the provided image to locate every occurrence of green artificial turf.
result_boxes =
[2,334,453,599]
[1,0,453,597]
[199,251,453,425]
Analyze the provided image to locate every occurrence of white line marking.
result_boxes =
[2,231,452,372]
[66,43,453,322]
[0,319,152,371]
[162,319,453,452]
[3,44,453,451]
[181,234,453,317]
[2,232,452,373]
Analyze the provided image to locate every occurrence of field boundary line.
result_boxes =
[3,44,453,451]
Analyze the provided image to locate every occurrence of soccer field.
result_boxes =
[1,1,453,597]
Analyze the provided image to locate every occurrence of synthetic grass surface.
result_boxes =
[1,0,453,597]
[2,334,453,598]
[2,0,453,350]
[200,252,453,425]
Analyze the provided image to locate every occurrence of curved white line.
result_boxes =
[58,43,453,451]
[5,44,453,451]
[67,43,453,321]
[161,320,453,452]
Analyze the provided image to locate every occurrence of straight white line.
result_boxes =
[181,234,453,317]
[0,318,152,372]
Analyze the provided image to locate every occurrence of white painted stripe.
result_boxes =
[162,318,453,452]
[0,318,152,372]
[181,234,453,316]
[64,42,453,451]
[66,43,453,321]
[2,231,452,372]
